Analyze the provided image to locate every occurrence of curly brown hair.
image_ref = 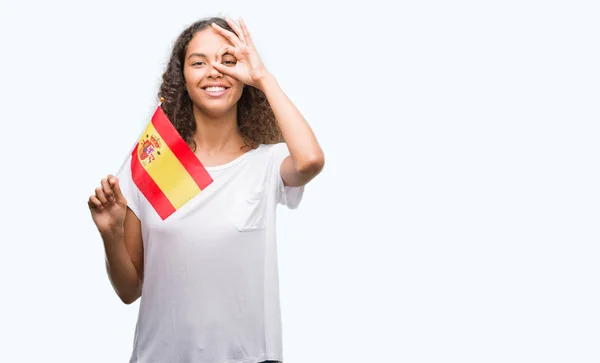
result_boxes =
[158,16,282,151]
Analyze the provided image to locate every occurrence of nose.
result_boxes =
[208,62,223,79]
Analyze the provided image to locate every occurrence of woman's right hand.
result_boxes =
[88,175,128,236]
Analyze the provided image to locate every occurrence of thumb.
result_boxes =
[211,61,236,78]
[111,177,127,205]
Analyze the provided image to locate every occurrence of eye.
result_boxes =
[191,61,206,66]
[223,60,236,66]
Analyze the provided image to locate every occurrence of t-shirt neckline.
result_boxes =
[203,145,263,172]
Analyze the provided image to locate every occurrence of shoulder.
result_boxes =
[256,142,289,159]
[243,143,290,182]
[242,142,289,164]
[254,142,285,152]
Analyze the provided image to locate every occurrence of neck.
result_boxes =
[191,105,244,154]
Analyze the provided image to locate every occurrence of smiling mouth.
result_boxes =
[202,86,229,97]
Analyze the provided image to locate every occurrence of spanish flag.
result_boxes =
[130,105,213,220]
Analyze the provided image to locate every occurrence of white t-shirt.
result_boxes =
[116,142,303,363]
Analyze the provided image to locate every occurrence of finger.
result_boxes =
[110,177,127,204]
[211,61,236,80]
[213,45,238,78]
[88,195,103,210]
[101,177,114,202]
[216,44,237,64]
[211,22,243,47]
[225,17,246,44]
[239,18,254,47]
[95,187,108,205]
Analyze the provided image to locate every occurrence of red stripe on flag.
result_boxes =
[151,107,213,190]
[131,147,177,220]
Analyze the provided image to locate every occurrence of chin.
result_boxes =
[193,91,243,114]
[194,101,237,117]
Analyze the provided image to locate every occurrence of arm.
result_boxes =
[90,176,144,305]
[258,74,325,187]
[102,208,144,305]
[210,18,325,187]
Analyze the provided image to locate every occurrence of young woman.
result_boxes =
[87,16,324,363]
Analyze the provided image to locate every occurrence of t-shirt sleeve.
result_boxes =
[269,142,304,209]
[115,155,142,219]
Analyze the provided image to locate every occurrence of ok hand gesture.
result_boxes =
[210,17,271,90]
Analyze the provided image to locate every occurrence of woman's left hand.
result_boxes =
[211,17,271,90]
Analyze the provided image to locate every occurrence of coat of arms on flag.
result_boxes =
[138,134,162,166]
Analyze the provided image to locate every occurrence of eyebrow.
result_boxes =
[187,52,234,60]
[187,53,207,60]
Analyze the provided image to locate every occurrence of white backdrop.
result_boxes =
[1,0,598,362]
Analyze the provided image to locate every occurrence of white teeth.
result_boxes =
[205,86,226,92]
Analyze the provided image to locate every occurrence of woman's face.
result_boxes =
[183,28,244,117]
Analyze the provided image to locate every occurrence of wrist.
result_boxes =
[256,72,276,92]
[100,224,125,241]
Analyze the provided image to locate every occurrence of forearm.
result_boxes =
[259,74,324,173]
[102,228,141,304]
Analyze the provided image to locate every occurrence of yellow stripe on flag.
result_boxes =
[139,122,201,209]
